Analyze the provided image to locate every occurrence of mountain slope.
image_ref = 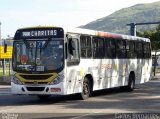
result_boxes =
[81,1,160,34]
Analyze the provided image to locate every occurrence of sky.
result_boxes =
[0,0,160,38]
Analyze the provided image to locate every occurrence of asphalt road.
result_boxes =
[0,79,160,119]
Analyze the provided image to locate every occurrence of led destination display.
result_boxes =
[14,27,64,39]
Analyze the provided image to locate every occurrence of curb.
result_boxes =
[0,85,11,89]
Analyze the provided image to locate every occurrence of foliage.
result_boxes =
[137,25,160,51]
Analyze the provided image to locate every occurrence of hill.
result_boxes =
[81,1,160,35]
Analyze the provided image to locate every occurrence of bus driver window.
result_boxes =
[68,38,75,58]
[67,38,80,65]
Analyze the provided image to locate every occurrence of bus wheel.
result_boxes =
[127,73,135,91]
[80,77,91,100]
[37,95,50,100]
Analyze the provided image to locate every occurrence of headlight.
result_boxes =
[50,76,64,85]
[11,76,22,85]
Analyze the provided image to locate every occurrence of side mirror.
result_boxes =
[4,44,7,53]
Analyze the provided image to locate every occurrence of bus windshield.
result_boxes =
[12,38,64,73]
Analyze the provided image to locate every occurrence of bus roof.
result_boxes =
[65,27,150,42]
[15,26,150,42]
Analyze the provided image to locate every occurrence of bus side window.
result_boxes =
[80,35,92,58]
[144,42,151,58]
[126,41,130,58]
[128,41,136,59]
[136,42,144,59]
[68,38,75,56]
[65,42,68,59]
[106,38,116,58]
[92,37,105,59]
[67,37,80,66]
[147,43,151,58]
[117,40,126,59]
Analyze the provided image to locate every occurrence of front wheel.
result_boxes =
[79,77,91,100]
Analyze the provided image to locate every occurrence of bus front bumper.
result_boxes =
[11,82,65,95]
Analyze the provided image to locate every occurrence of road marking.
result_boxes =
[70,111,102,119]
[70,113,94,119]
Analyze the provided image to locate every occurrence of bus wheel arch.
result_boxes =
[127,71,135,91]
[79,74,93,100]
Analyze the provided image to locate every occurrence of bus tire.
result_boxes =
[37,95,50,100]
[80,77,91,100]
[126,73,135,91]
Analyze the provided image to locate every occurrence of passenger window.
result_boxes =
[105,38,116,58]
[144,42,151,58]
[128,41,136,58]
[136,42,144,59]
[93,37,105,58]
[80,36,92,58]
[117,40,126,59]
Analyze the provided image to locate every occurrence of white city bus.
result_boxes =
[11,26,152,100]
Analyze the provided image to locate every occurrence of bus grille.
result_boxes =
[24,82,48,85]
[26,87,45,91]
[19,75,53,80]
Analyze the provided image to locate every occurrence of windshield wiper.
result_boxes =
[42,38,51,49]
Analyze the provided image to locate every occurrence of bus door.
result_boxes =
[66,34,80,94]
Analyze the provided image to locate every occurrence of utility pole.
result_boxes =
[127,21,160,36]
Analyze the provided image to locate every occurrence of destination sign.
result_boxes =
[22,30,57,37]
[14,27,64,39]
